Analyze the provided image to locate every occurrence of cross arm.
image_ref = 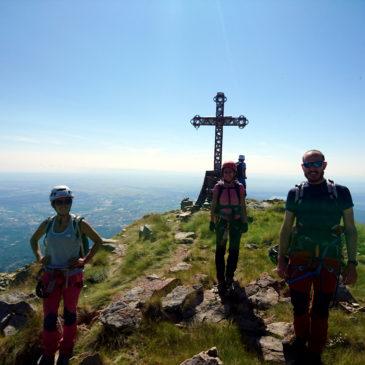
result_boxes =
[190,115,249,129]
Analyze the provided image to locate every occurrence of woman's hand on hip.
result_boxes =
[68,257,86,268]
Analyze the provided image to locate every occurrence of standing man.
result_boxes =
[236,154,247,189]
[210,161,248,299]
[277,150,358,364]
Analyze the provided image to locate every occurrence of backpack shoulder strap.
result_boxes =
[72,215,84,239]
[234,181,242,202]
[327,179,338,200]
[294,181,307,204]
[45,216,55,236]
[43,216,55,247]
[216,181,225,203]
[72,215,87,257]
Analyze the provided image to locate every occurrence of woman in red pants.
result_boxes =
[30,185,103,365]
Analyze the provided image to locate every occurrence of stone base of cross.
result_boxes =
[192,170,219,210]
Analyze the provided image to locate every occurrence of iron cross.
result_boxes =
[191,92,249,173]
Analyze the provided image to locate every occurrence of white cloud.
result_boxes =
[0,147,363,179]
[0,148,210,172]
[1,135,40,144]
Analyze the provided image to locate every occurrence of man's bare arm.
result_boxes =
[342,207,358,285]
[279,210,295,257]
[276,210,295,278]
[343,207,358,261]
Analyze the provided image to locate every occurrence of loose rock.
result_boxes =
[257,336,285,363]
[245,273,282,310]
[169,262,192,273]
[266,322,293,339]
[194,289,228,323]
[193,274,209,287]
[181,198,194,211]
[139,225,153,240]
[80,353,103,365]
[175,232,196,244]
[248,287,279,310]
[0,299,35,336]
[180,347,223,365]
[162,285,204,321]
[99,301,142,334]
[244,243,258,250]
[122,277,180,309]
[177,211,192,222]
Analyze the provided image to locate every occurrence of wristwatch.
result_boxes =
[347,260,358,266]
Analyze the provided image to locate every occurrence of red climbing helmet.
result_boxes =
[221,161,237,174]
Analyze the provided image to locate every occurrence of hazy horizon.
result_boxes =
[1,171,365,273]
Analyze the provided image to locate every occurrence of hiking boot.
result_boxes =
[217,280,227,299]
[37,354,55,365]
[226,278,235,291]
[282,336,308,364]
[225,279,236,298]
[56,353,72,365]
[306,352,323,365]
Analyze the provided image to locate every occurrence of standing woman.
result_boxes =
[210,161,248,299]
[30,186,103,365]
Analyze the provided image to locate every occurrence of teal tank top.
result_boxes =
[44,214,83,274]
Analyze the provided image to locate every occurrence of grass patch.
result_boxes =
[119,238,175,279]
[80,213,179,309]
[97,321,263,365]
[356,223,365,255]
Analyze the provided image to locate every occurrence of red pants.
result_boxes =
[288,252,339,353]
[41,271,83,357]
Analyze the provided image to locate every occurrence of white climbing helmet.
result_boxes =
[238,154,245,161]
[49,185,74,202]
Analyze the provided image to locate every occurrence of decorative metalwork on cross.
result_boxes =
[190,92,249,209]
[191,92,248,173]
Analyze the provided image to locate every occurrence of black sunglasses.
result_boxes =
[54,198,73,206]
[303,161,324,168]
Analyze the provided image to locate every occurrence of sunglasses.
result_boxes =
[54,198,73,206]
[302,161,324,168]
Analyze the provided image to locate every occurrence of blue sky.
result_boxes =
[0,0,364,180]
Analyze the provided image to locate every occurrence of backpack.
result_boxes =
[44,215,90,257]
[294,179,338,205]
[214,180,243,218]
[236,162,245,180]
[216,180,241,203]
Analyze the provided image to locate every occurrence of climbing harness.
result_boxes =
[286,227,344,286]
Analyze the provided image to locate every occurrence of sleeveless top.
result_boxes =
[44,214,83,274]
